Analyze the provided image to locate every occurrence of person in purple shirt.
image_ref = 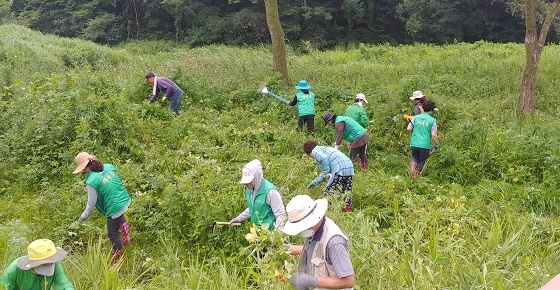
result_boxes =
[145,72,184,115]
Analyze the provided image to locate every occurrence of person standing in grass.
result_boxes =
[404,90,427,123]
[282,195,355,290]
[73,152,132,265]
[229,159,286,230]
[1,239,74,290]
[289,80,316,134]
[344,93,369,129]
[303,140,355,212]
[407,100,440,179]
[145,72,184,115]
[323,112,371,171]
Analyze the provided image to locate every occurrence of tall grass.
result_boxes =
[1,24,560,288]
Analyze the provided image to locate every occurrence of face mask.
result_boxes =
[299,228,315,238]
[33,264,55,276]
[357,102,363,107]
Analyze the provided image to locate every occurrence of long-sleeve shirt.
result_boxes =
[310,146,354,186]
[79,185,131,221]
[235,188,286,230]
[148,77,182,103]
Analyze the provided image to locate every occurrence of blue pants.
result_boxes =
[169,90,184,115]
[411,147,431,171]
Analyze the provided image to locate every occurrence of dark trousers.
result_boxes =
[107,215,126,251]
[411,147,431,171]
[349,144,368,164]
[297,115,315,133]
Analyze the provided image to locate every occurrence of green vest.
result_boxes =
[86,164,131,217]
[410,112,436,149]
[296,91,316,117]
[344,103,369,128]
[245,178,277,230]
[335,116,366,142]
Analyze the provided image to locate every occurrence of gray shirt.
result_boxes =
[235,188,286,230]
[303,235,355,278]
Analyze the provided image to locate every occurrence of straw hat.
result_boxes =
[17,239,67,270]
[281,195,328,236]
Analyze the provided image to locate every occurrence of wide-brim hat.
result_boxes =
[281,195,329,236]
[17,239,68,270]
[409,90,424,100]
[356,93,368,103]
[322,112,334,125]
[295,80,311,90]
[73,152,93,174]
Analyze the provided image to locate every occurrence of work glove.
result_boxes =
[307,182,315,189]
[290,272,318,290]
[432,144,441,153]
[325,173,332,180]
[229,218,239,226]
[333,144,339,150]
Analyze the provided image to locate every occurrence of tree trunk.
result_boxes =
[263,0,290,86]
[519,0,560,115]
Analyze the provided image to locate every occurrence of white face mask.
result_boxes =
[33,264,55,276]
[357,101,363,107]
[299,228,315,238]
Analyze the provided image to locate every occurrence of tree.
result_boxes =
[263,0,289,85]
[517,0,560,114]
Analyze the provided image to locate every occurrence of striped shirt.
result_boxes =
[310,146,354,186]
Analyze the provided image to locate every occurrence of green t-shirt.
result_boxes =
[410,112,437,149]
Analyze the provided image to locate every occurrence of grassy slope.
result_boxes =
[1,24,560,289]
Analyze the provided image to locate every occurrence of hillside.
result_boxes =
[1,24,560,289]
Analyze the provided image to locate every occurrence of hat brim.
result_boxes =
[409,96,423,100]
[17,248,67,270]
[239,175,254,184]
[72,160,89,174]
[295,85,311,90]
[281,199,329,236]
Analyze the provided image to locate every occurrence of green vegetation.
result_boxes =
[1,24,560,289]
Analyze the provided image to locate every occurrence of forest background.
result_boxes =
[1,0,560,289]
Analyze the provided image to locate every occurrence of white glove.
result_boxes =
[326,173,332,180]
[333,144,339,150]
[229,218,239,226]
[307,182,315,189]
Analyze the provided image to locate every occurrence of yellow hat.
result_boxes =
[17,239,68,270]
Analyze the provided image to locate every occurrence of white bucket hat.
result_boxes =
[281,195,329,236]
[355,93,368,103]
[409,90,425,100]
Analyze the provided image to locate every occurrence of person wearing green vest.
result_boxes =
[229,159,286,230]
[344,93,369,129]
[289,80,316,134]
[323,112,371,171]
[407,100,440,179]
[1,239,74,290]
[73,152,132,265]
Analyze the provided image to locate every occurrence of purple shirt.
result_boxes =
[149,77,182,102]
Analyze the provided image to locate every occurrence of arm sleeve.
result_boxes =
[360,112,369,128]
[334,122,345,145]
[235,208,250,222]
[326,235,355,278]
[0,261,17,290]
[53,263,75,289]
[311,156,331,186]
[288,95,298,106]
[79,185,98,221]
[266,189,286,230]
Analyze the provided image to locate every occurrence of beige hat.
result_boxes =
[17,239,68,270]
[281,195,328,236]
[355,93,368,103]
[239,167,255,184]
[409,90,425,100]
[73,152,93,174]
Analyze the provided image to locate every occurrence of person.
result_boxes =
[303,140,355,212]
[282,195,355,290]
[323,112,371,171]
[1,239,74,290]
[229,159,286,230]
[406,100,440,179]
[145,72,184,115]
[73,152,132,264]
[404,90,426,123]
[344,93,369,129]
[289,80,316,134]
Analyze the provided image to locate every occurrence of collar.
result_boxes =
[312,217,326,241]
